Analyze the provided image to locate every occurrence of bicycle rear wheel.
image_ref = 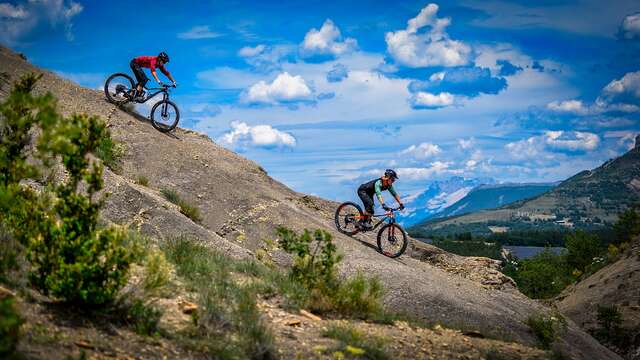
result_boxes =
[104,73,135,105]
[151,100,180,132]
[377,223,408,258]
[334,202,363,235]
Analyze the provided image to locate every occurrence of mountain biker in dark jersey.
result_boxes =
[357,169,405,229]
[130,52,176,101]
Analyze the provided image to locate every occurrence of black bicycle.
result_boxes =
[104,73,180,132]
[334,202,408,258]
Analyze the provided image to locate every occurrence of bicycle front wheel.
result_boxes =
[377,223,408,258]
[151,100,180,132]
[335,202,363,235]
[104,73,135,105]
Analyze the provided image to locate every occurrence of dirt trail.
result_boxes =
[0,46,620,359]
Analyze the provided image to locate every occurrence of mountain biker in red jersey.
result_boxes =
[357,169,404,230]
[130,52,176,101]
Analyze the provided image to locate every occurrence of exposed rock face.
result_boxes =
[636,134,640,150]
[556,236,640,359]
[0,45,620,359]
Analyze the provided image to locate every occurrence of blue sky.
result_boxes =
[2,0,640,204]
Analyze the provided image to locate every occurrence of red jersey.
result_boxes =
[132,56,171,77]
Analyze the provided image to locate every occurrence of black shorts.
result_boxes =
[130,60,149,88]
[357,188,375,215]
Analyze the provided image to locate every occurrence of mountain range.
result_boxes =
[412,139,640,237]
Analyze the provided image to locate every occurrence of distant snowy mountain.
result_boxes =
[399,177,494,227]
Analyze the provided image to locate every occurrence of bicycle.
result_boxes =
[104,72,180,132]
[334,202,408,258]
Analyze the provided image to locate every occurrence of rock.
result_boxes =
[300,309,322,321]
[179,300,198,314]
[285,319,301,327]
[74,340,95,350]
[0,286,15,299]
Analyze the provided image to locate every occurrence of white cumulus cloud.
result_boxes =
[220,121,296,148]
[241,72,314,105]
[300,19,357,57]
[505,131,600,159]
[410,91,454,109]
[546,99,589,114]
[400,142,442,159]
[621,13,640,40]
[177,25,222,39]
[602,71,640,99]
[238,44,266,57]
[396,161,462,180]
[544,130,599,151]
[385,3,471,68]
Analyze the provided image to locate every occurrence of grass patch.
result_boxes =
[136,175,149,187]
[95,136,125,173]
[525,314,567,349]
[162,236,276,359]
[160,188,203,224]
[323,324,388,359]
[141,249,172,296]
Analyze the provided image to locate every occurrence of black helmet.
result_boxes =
[158,52,169,63]
[384,169,398,179]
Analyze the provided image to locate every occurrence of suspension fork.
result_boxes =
[160,92,168,116]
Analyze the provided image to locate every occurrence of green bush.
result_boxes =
[0,296,23,357]
[0,74,134,306]
[333,272,384,319]
[591,305,632,352]
[160,188,202,223]
[276,227,342,291]
[565,230,601,275]
[505,249,572,299]
[525,314,566,349]
[613,207,640,244]
[323,324,388,360]
[276,227,385,319]
[126,299,162,336]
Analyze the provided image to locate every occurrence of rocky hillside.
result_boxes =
[415,143,640,236]
[556,235,640,358]
[0,46,620,359]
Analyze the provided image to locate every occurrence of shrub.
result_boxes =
[277,227,342,292]
[0,296,23,357]
[508,249,572,299]
[332,272,384,319]
[126,299,162,336]
[0,74,134,306]
[323,324,388,360]
[565,230,601,274]
[276,227,385,319]
[160,188,202,223]
[613,207,640,244]
[592,305,632,352]
[525,314,566,349]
